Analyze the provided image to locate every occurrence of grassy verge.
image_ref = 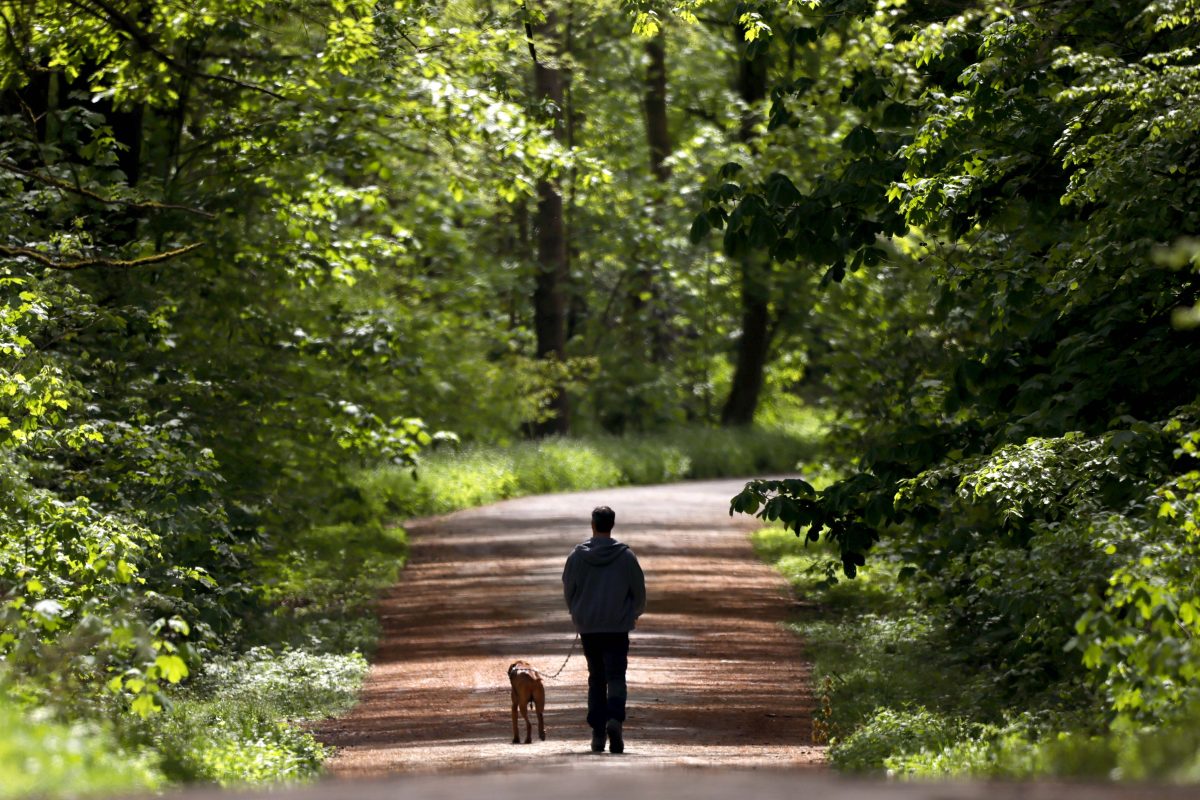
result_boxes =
[357,422,826,518]
[753,526,1200,782]
[1,647,371,799]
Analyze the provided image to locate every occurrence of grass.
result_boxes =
[1,646,370,797]
[250,520,409,654]
[127,647,368,787]
[357,421,826,519]
[0,507,397,797]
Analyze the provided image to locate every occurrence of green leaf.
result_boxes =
[842,125,877,153]
[131,693,161,718]
[154,654,189,684]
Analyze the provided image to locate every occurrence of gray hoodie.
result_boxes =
[562,537,646,634]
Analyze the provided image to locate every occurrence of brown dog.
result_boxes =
[508,661,546,744]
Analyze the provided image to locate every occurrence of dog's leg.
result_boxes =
[522,699,532,744]
[511,690,520,744]
[534,685,546,741]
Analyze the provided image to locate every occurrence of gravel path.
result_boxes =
[316,479,823,776]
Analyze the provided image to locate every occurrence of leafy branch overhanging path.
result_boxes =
[317,479,823,774]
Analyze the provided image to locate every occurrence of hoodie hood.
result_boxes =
[573,537,629,566]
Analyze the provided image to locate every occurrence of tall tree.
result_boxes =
[528,3,571,436]
[721,27,770,426]
[624,29,673,372]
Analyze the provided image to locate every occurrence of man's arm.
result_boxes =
[629,553,646,618]
[562,553,576,609]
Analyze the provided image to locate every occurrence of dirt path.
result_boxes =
[317,479,823,777]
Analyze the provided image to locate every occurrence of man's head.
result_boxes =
[591,506,616,536]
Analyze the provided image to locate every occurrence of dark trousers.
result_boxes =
[581,632,629,731]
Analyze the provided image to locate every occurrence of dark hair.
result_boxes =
[591,506,616,534]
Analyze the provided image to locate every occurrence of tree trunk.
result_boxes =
[735,37,768,141]
[564,5,587,344]
[109,103,145,187]
[530,8,570,437]
[625,32,672,364]
[644,34,671,182]
[721,29,771,427]
[721,256,771,425]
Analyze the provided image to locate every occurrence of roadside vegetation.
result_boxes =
[361,417,824,517]
[754,508,1200,781]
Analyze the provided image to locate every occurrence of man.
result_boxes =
[562,505,646,754]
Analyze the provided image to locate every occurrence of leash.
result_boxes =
[542,633,579,680]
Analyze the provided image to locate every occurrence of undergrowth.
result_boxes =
[122,647,368,787]
[0,692,162,800]
[0,507,397,796]
[753,526,1200,782]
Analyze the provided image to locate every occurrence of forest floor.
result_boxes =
[316,478,825,776]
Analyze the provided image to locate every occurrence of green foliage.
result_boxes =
[251,521,408,653]
[0,687,162,800]
[196,647,369,719]
[752,526,993,727]
[6,0,1200,787]
[885,715,1200,782]
[1070,424,1200,725]
[756,512,1200,781]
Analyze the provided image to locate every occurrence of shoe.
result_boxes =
[590,728,606,753]
[606,719,624,754]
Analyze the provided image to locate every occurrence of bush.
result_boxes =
[251,521,408,654]
[149,703,326,787]
[886,707,1200,782]
[753,526,1004,776]
[194,647,368,718]
[883,719,1111,780]
[510,440,623,495]
[754,516,1200,782]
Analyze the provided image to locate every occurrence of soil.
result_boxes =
[316,478,824,777]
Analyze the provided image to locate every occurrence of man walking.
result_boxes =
[562,505,646,754]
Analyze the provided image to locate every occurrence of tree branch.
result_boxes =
[0,161,216,218]
[0,242,205,270]
[521,0,540,65]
